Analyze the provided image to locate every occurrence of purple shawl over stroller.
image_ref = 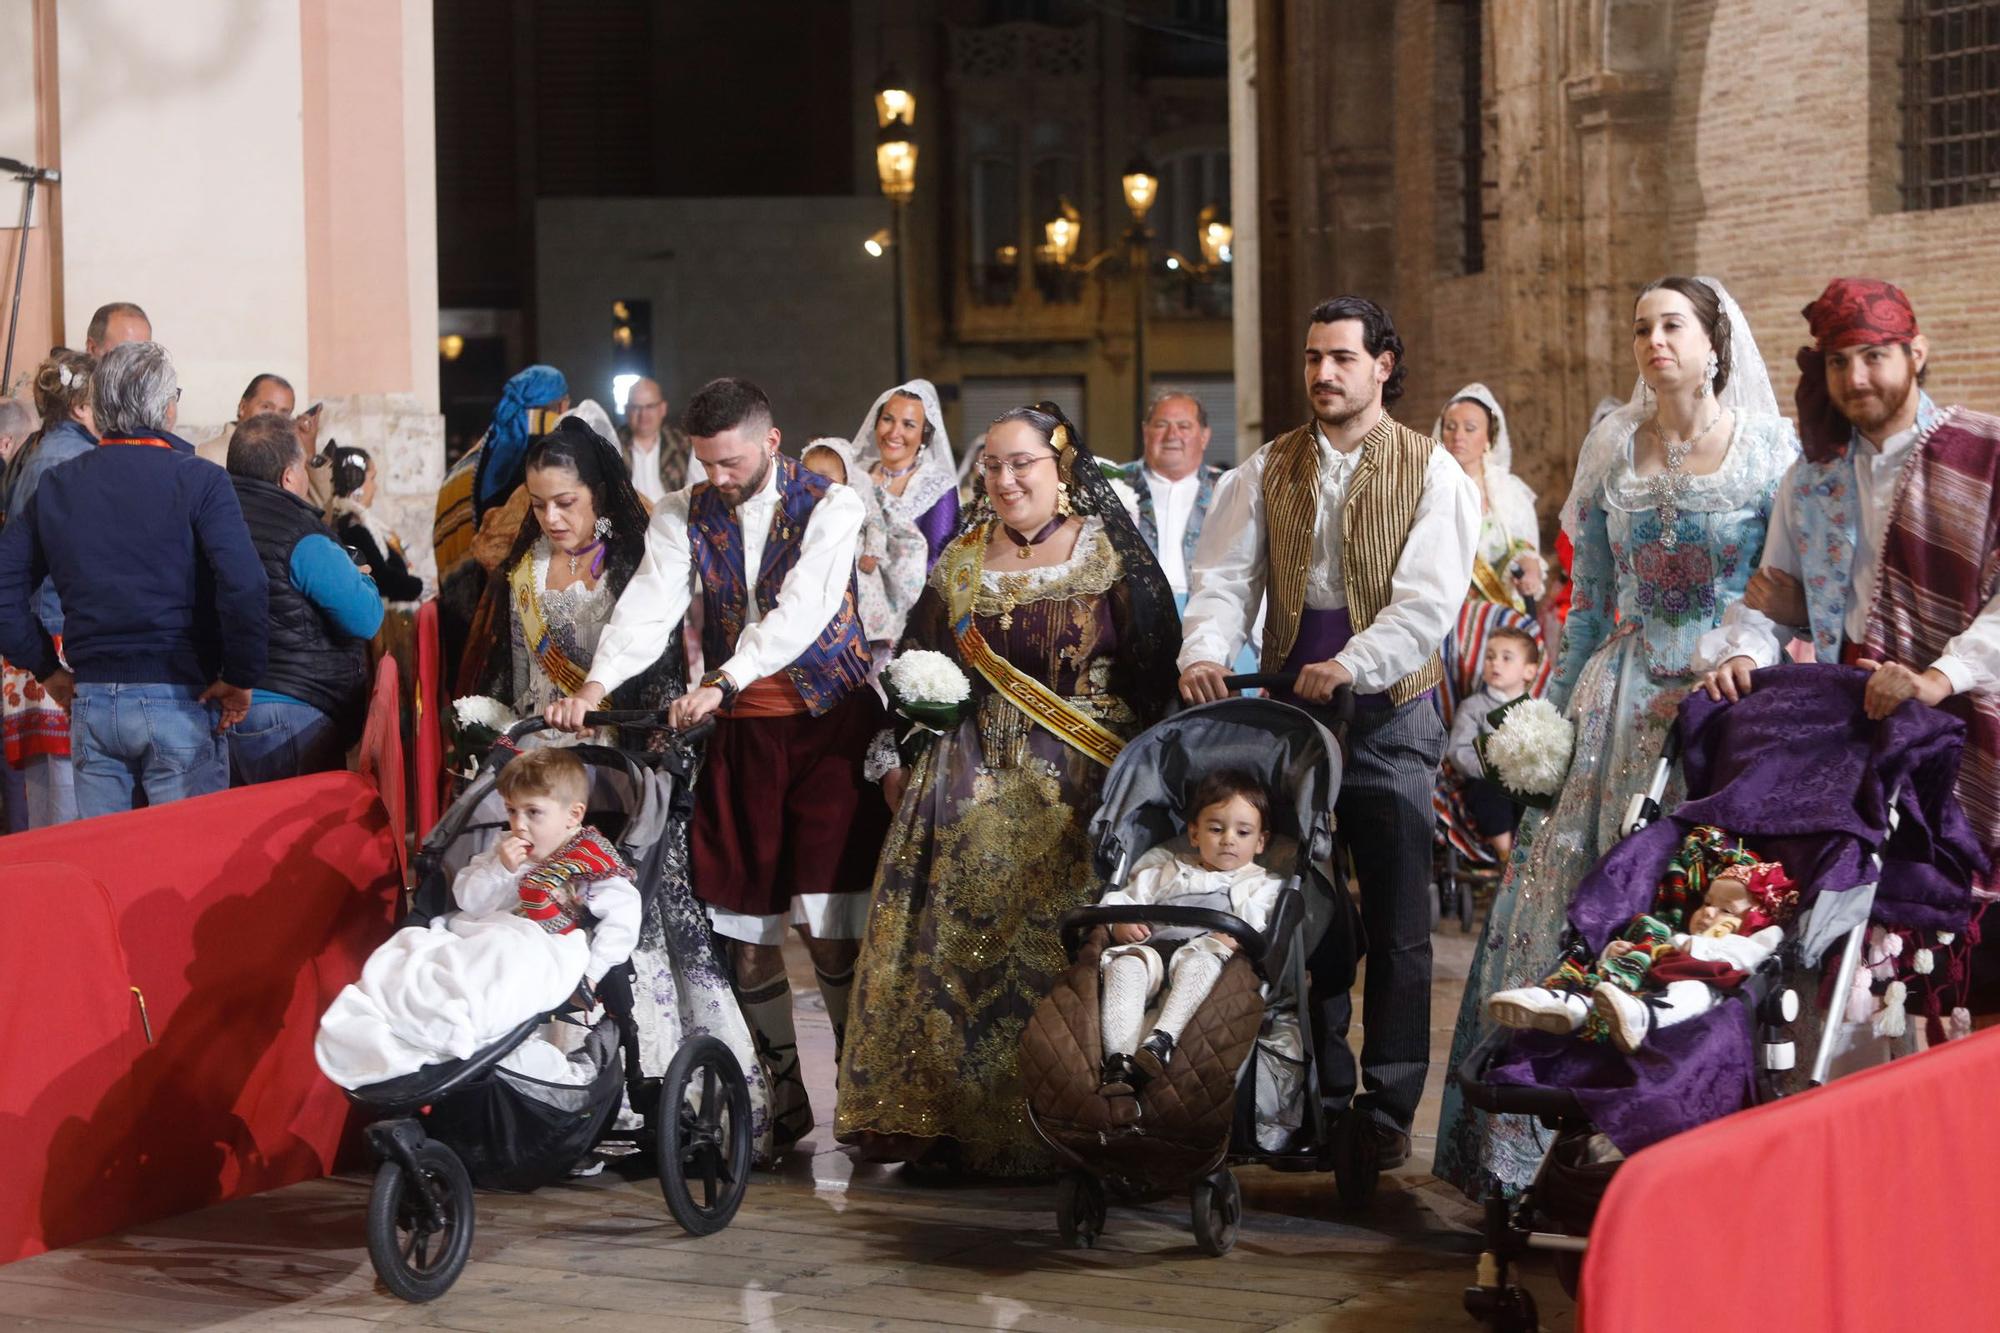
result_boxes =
[1487,664,1989,1153]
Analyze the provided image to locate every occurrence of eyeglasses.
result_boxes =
[977,452,1057,480]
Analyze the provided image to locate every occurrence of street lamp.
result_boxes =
[873,72,918,382]
[1120,151,1159,443]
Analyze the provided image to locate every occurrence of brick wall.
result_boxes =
[1326,0,2000,538]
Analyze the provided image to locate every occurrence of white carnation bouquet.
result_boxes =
[1476,696,1574,808]
[449,694,518,774]
[883,649,973,733]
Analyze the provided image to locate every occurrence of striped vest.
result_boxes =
[1261,414,1444,705]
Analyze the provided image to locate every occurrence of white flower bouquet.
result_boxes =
[884,650,973,733]
[449,694,517,773]
[1477,696,1574,808]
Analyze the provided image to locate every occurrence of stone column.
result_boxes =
[1227,0,1262,459]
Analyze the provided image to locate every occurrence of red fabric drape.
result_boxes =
[0,773,400,1264]
[354,654,406,879]
[414,599,445,840]
[1581,1028,2000,1331]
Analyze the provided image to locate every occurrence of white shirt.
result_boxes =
[626,436,667,506]
[587,463,865,695]
[1098,844,1285,937]
[1178,423,1480,694]
[1144,466,1203,594]
[1695,422,2000,695]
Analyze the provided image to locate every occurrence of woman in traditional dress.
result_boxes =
[455,417,777,1155]
[848,380,959,650]
[1434,383,1545,613]
[1433,276,1799,1199]
[836,403,1179,1177]
[0,350,95,829]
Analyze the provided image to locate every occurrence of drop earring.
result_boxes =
[1702,350,1720,397]
[1055,481,1073,517]
[593,515,612,540]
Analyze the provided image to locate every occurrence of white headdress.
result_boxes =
[561,399,620,451]
[1561,276,1779,542]
[851,379,956,517]
[1434,382,1541,557]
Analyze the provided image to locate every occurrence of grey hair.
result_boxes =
[92,341,179,436]
[1145,389,1208,428]
[0,396,38,441]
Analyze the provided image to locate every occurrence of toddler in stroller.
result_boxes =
[1019,677,1384,1258]
[1096,771,1284,1106]
[318,748,638,1091]
[319,712,757,1303]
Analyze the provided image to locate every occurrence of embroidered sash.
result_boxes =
[510,553,597,701]
[944,529,1126,768]
[1469,550,1525,611]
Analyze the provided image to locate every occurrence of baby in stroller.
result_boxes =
[1097,771,1284,1100]
[1487,826,1799,1054]
[317,747,638,1091]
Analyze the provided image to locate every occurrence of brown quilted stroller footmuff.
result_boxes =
[1020,934,1267,1192]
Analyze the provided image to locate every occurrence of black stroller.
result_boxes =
[1021,675,1384,1256]
[1453,667,1983,1331]
[342,712,754,1302]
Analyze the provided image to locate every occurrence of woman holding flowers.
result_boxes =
[837,403,1179,1177]
[1434,276,1798,1199]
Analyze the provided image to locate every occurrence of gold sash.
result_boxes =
[944,528,1126,768]
[510,553,598,700]
[1469,550,1527,612]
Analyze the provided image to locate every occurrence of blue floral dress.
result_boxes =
[1432,411,1797,1199]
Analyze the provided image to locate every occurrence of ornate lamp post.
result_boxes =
[873,69,918,383]
[1120,151,1160,446]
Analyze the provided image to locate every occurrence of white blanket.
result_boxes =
[315,913,588,1090]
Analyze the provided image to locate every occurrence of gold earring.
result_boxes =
[1056,480,1073,517]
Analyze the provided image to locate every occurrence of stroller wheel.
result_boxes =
[1428,880,1444,931]
[1554,1249,1583,1300]
[1189,1169,1241,1256]
[1331,1107,1381,1208]
[656,1036,753,1236]
[1492,1284,1540,1333]
[1055,1171,1107,1248]
[1457,876,1478,931]
[365,1139,474,1303]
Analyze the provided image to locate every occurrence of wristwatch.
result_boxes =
[699,670,739,708]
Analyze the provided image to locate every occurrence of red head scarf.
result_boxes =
[1795,278,1923,462]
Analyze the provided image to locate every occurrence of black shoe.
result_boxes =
[1098,1051,1138,1093]
[1129,1030,1175,1086]
[1371,1122,1412,1171]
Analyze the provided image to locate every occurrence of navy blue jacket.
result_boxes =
[0,437,269,688]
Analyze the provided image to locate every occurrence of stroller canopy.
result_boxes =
[1089,697,1342,885]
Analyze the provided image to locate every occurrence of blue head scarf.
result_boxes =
[473,364,568,515]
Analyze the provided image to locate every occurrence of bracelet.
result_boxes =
[699,670,739,708]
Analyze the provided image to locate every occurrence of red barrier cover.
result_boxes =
[1581,1028,2000,1330]
[0,773,400,1264]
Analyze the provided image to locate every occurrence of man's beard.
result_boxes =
[1838,370,1916,435]
[1312,386,1372,429]
[719,453,773,508]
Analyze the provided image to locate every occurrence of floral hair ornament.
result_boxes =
[57,364,76,389]
[1731,859,1799,933]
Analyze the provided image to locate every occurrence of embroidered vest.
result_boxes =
[1787,395,1944,663]
[515,828,632,935]
[1114,459,1222,574]
[687,454,872,716]
[1260,414,1443,705]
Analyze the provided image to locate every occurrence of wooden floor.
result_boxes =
[0,934,1575,1332]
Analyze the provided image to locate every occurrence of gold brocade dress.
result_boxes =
[836,518,1142,1176]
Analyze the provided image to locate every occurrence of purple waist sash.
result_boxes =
[1278,607,1427,712]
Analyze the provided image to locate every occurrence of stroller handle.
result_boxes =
[1214,672,1356,727]
[1059,904,1270,966]
[494,711,717,756]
